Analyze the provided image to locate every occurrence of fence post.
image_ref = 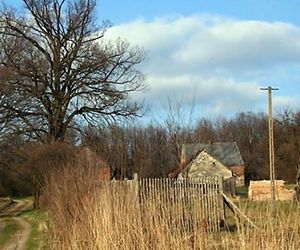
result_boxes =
[218,176,225,226]
[231,177,236,197]
[133,173,139,196]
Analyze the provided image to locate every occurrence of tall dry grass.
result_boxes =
[40,159,300,249]
[41,162,214,249]
[218,200,300,249]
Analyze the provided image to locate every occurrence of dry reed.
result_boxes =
[41,161,300,249]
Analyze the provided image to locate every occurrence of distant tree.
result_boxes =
[81,110,300,182]
[274,109,300,182]
[82,124,177,178]
[296,158,300,201]
[0,0,145,142]
[194,118,217,143]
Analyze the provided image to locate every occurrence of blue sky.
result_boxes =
[7,0,300,123]
[97,0,300,26]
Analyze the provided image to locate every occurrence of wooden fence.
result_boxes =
[223,176,236,196]
[138,177,224,232]
[107,176,225,233]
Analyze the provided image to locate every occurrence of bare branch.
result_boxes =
[0,0,145,142]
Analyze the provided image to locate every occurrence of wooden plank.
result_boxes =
[222,192,257,229]
[218,176,226,224]
[214,176,220,231]
[211,177,216,232]
[199,178,205,228]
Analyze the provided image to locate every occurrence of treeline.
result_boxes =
[1,110,300,196]
[83,110,300,184]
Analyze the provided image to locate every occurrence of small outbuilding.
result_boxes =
[171,142,245,186]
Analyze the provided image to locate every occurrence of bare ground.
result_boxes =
[0,199,33,250]
[0,199,33,217]
[2,217,31,250]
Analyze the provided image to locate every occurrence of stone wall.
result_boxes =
[234,175,245,187]
[178,150,233,179]
[248,180,295,201]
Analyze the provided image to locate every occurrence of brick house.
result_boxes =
[171,142,245,186]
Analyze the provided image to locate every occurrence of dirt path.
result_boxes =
[0,199,33,250]
[0,199,33,217]
[3,217,31,250]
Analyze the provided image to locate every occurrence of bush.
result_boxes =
[0,142,34,197]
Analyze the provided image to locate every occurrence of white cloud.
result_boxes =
[106,15,300,73]
[173,21,300,71]
[273,96,300,109]
[105,15,300,118]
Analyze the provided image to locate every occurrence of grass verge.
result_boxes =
[22,210,49,250]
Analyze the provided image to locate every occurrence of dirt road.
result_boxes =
[0,199,33,250]
[0,199,33,217]
[2,217,31,250]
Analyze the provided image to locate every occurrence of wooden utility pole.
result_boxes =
[260,86,278,215]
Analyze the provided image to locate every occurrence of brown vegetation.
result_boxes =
[40,162,300,249]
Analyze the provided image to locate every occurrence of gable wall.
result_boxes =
[179,151,232,179]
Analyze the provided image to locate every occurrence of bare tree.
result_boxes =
[0,0,145,142]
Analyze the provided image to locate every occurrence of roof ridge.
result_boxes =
[183,141,237,145]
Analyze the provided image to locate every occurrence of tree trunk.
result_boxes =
[47,123,67,143]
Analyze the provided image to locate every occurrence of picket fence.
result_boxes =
[138,177,224,232]
[107,176,225,232]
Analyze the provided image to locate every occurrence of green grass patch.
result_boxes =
[12,196,34,202]
[229,199,300,221]
[0,219,20,247]
[235,186,248,197]
[223,198,300,230]
[284,184,296,190]
[22,210,50,250]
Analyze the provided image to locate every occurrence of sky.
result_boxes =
[7,0,300,124]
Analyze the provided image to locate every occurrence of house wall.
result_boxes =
[234,176,245,187]
[228,165,245,186]
[228,165,244,176]
[179,151,233,179]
